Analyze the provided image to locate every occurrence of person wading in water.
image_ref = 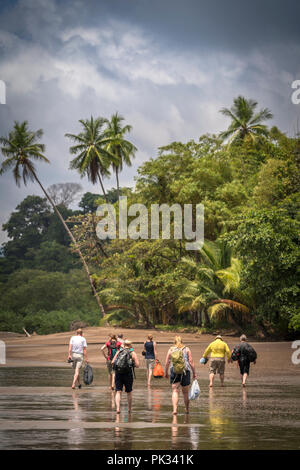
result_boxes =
[112,339,140,414]
[202,335,231,388]
[233,334,257,387]
[68,328,89,390]
[143,334,157,387]
[101,334,122,390]
[164,336,196,415]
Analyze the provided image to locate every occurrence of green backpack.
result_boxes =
[171,347,186,374]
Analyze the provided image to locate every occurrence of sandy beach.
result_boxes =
[1,327,298,383]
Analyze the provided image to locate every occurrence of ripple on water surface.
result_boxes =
[0,367,299,450]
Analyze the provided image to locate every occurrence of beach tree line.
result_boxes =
[0,97,299,337]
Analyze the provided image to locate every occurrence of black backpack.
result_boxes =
[242,343,257,362]
[113,349,133,374]
[83,363,93,385]
[231,345,241,361]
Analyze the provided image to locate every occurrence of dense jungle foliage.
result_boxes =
[0,100,299,338]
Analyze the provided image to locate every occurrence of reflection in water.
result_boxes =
[67,390,85,448]
[111,391,116,410]
[148,388,163,423]
[208,389,231,440]
[184,414,199,450]
[242,389,247,408]
[171,413,199,449]
[1,366,300,450]
[114,412,133,450]
[171,414,178,446]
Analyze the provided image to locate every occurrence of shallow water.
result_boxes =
[0,366,299,450]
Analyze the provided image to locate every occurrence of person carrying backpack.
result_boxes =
[112,339,139,414]
[164,336,197,415]
[234,334,257,387]
[101,334,122,390]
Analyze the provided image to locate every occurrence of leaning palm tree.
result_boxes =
[104,112,137,203]
[220,96,273,145]
[66,116,117,204]
[177,241,254,327]
[0,121,106,316]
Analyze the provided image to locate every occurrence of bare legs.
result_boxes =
[108,371,112,389]
[115,391,121,413]
[115,391,132,414]
[108,371,115,390]
[172,384,179,414]
[127,392,132,412]
[171,383,189,415]
[147,367,153,387]
[182,386,189,414]
[72,368,81,389]
[242,372,248,387]
[209,372,225,388]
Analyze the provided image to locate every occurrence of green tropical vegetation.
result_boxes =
[0,98,299,337]
[0,121,106,315]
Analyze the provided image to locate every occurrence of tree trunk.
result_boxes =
[116,168,120,204]
[91,214,108,258]
[33,172,106,317]
[97,170,116,226]
[97,171,108,204]
[203,307,211,327]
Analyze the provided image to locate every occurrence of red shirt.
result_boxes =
[105,340,122,360]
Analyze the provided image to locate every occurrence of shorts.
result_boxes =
[170,369,191,387]
[146,358,155,370]
[106,359,113,375]
[209,359,225,375]
[115,372,134,393]
[72,353,83,370]
[239,359,250,375]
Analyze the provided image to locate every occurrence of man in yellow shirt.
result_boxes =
[202,335,231,388]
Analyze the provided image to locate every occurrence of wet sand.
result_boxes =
[0,328,299,449]
[0,368,299,450]
[0,327,298,379]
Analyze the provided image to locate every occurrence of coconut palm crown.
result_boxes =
[66,116,118,202]
[0,121,49,185]
[104,112,137,202]
[220,96,273,145]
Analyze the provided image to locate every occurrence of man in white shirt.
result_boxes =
[68,328,88,389]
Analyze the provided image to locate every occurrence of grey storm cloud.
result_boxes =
[0,0,300,244]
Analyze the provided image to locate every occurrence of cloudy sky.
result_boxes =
[0,0,300,244]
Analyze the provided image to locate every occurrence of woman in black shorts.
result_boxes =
[112,340,140,414]
[164,336,197,415]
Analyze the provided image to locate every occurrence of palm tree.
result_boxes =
[177,241,253,327]
[0,121,106,316]
[220,96,273,145]
[104,112,137,203]
[66,116,117,204]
